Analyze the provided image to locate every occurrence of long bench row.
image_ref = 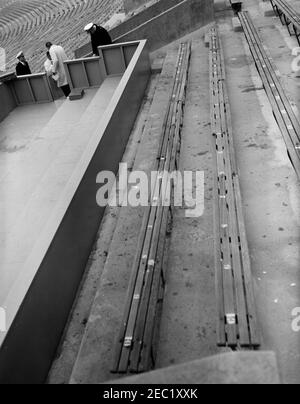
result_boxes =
[209,27,260,349]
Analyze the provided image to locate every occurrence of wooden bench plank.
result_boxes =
[239,11,300,180]
[209,27,260,348]
[270,0,300,45]
[210,31,237,346]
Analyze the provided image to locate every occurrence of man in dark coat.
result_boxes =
[16,52,31,76]
[84,23,112,56]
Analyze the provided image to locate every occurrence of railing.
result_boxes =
[64,41,140,90]
[239,11,300,180]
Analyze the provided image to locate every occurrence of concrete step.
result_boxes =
[107,351,280,384]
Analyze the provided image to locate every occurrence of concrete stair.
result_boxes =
[0,0,124,73]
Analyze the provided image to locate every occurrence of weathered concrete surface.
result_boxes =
[48,71,162,384]
[107,352,280,384]
[217,0,300,383]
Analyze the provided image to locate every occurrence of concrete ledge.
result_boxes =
[0,72,16,83]
[107,352,281,384]
[232,16,243,32]
[124,0,155,15]
[69,89,85,101]
[0,82,16,122]
[259,2,276,17]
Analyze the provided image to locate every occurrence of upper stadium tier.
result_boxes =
[0,0,124,73]
[0,0,300,386]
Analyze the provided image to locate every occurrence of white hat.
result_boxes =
[84,23,94,32]
[16,51,24,59]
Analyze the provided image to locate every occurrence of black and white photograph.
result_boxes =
[0,0,299,387]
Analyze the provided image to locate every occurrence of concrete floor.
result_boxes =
[218,0,300,383]
[68,49,183,384]
[48,0,300,384]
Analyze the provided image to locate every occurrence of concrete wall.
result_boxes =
[0,82,16,122]
[75,0,213,58]
[0,40,151,385]
[114,0,214,51]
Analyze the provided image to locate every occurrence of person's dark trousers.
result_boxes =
[61,84,71,97]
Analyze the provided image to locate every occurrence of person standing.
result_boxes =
[45,42,71,97]
[16,52,31,76]
[84,23,112,56]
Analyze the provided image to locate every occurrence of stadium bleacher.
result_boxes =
[0,0,124,73]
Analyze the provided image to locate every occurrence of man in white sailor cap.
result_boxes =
[84,22,112,56]
[16,51,31,76]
